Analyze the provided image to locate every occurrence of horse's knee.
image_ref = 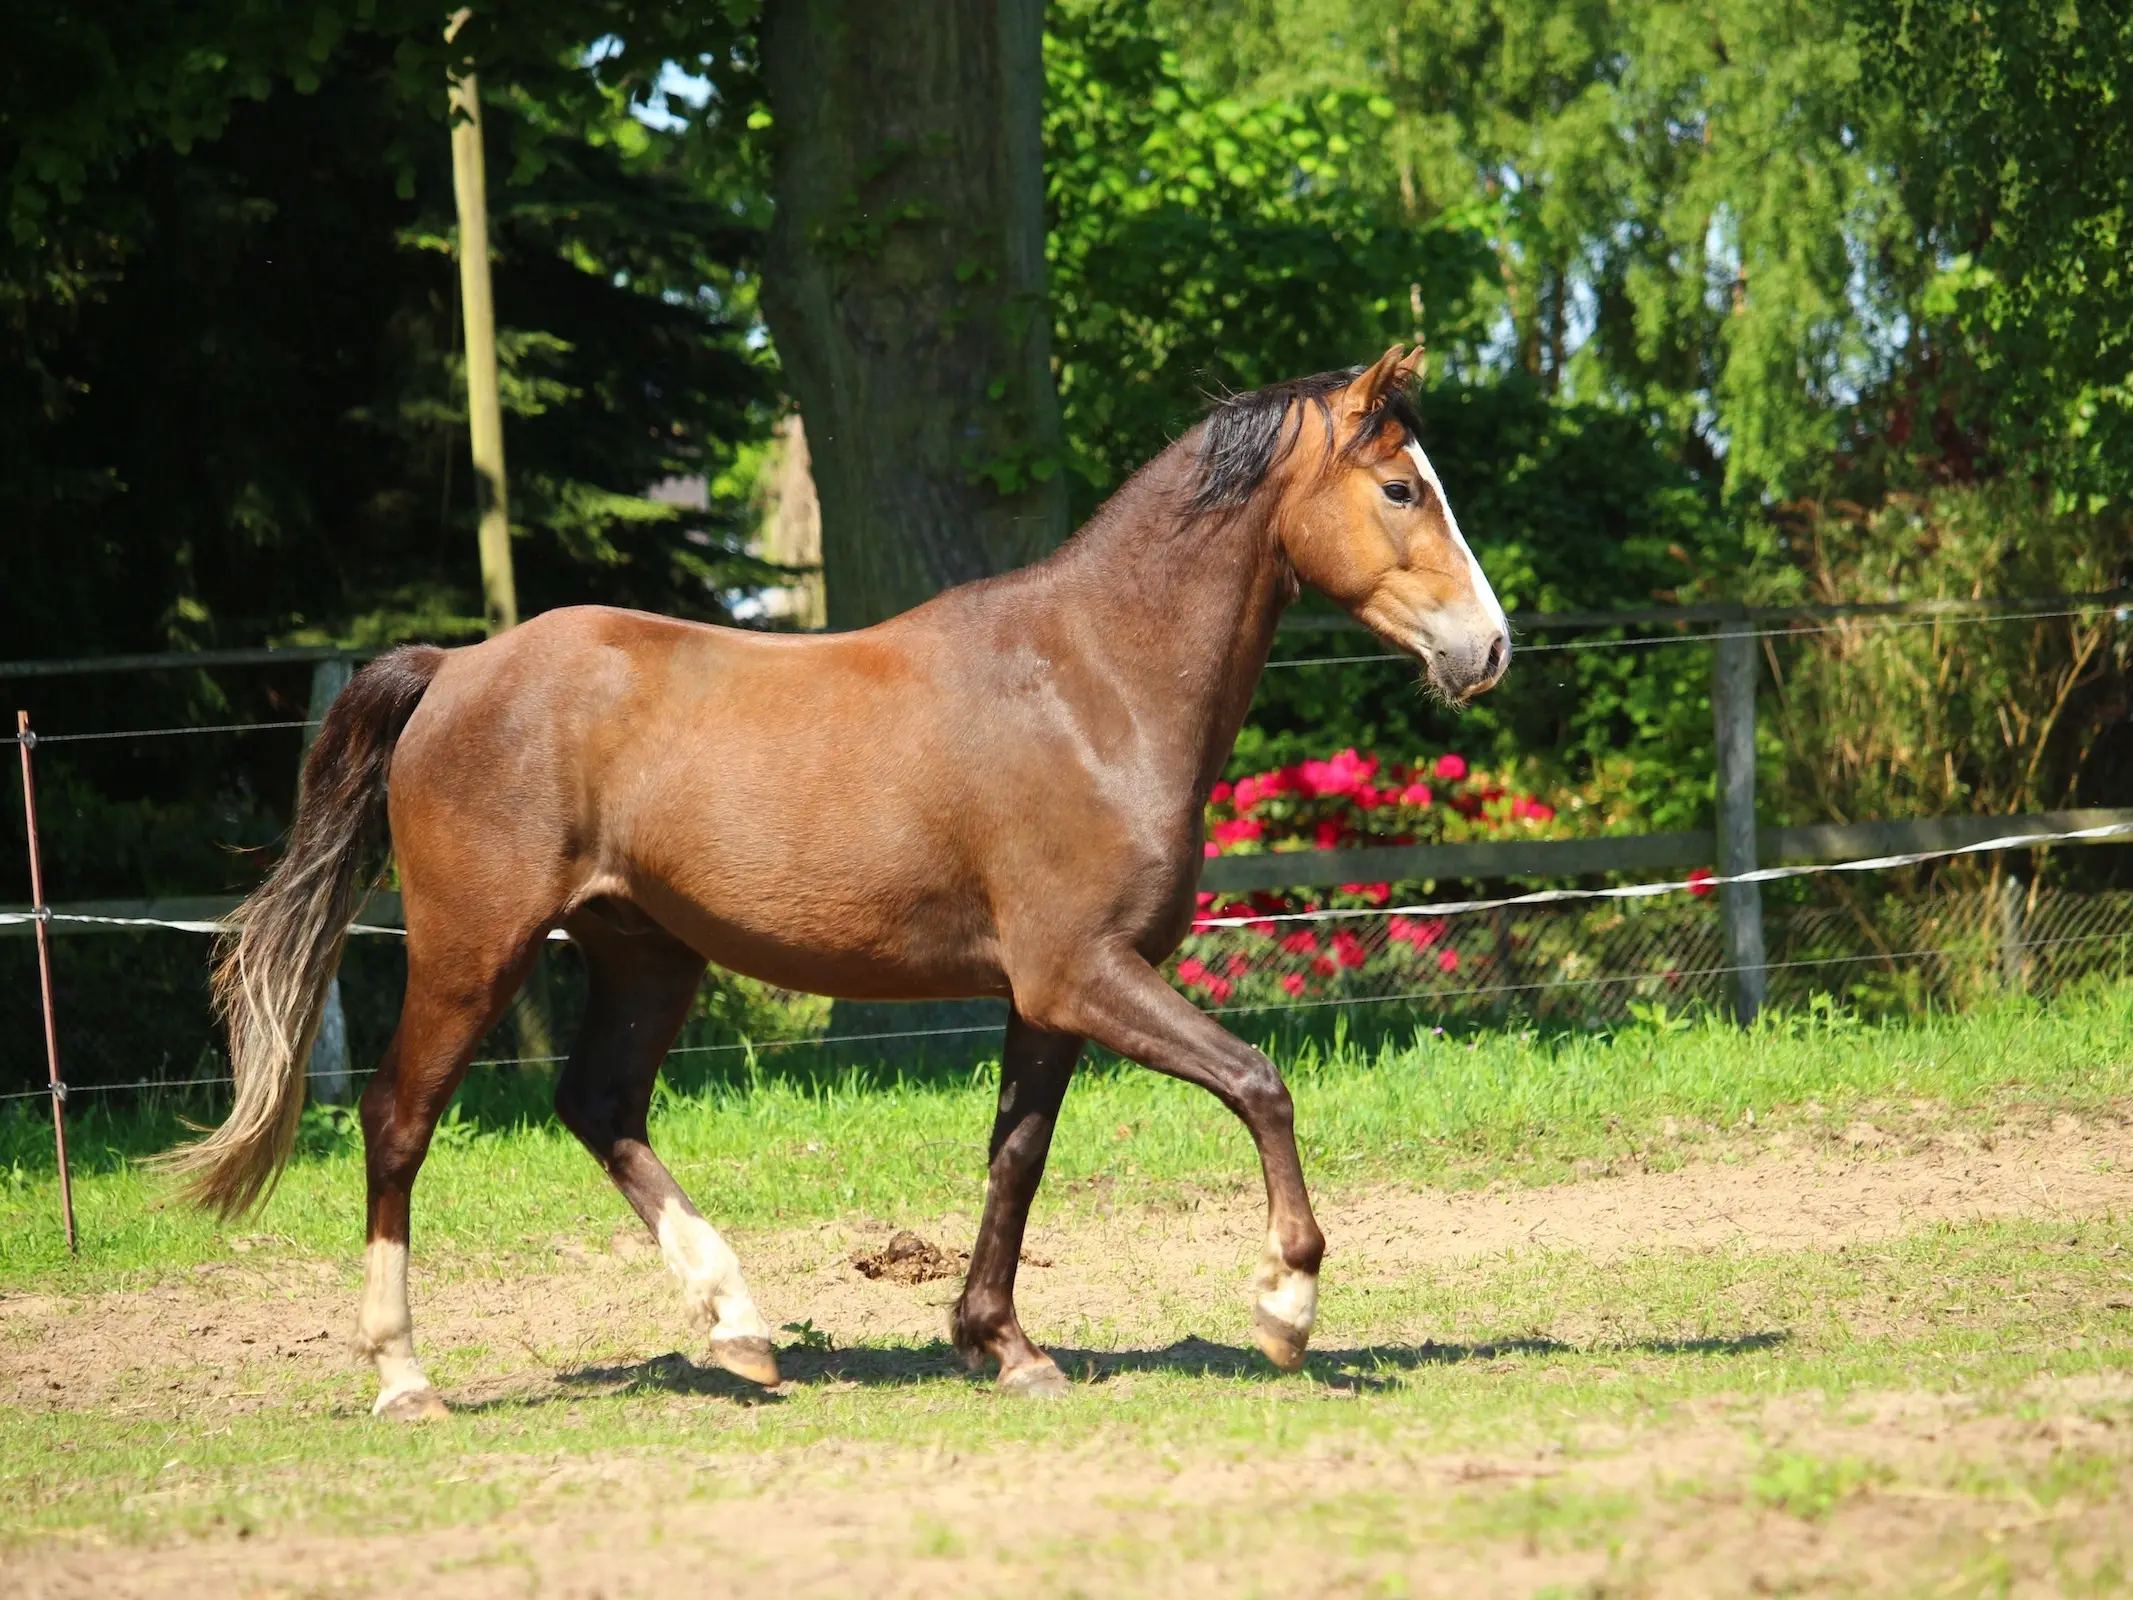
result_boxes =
[1231,1050,1294,1126]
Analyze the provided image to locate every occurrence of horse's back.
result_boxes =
[384,605,1012,994]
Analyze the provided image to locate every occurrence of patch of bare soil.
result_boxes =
[1336,1106,2133,1270]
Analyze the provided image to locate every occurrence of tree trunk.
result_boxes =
[758,0,1069,630]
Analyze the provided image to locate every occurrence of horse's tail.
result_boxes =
[159,645,447,1218]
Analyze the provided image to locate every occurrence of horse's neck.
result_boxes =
[1042,452,1289,793]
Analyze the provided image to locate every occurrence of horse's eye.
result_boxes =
[1382,480,1414,506]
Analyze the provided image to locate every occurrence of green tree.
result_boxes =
[1045,0,1494,514]
[1154,0,1923,500]
[1852,0,2133,505]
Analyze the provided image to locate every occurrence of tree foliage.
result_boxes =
[1853,0,2133,505]
[1045,0,1493,512]
[3,33,771,675]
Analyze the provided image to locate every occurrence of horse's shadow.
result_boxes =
[521,1328,1788,1408]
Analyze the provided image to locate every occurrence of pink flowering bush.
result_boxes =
[1162,747,1586,1006]
[1203,746,1561,862]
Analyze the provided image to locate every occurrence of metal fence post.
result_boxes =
[303,659,355,1103]
[17,711,78,1253]
[1713,615,1767,1023]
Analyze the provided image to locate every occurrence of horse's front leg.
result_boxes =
[950,1010,1082,1393]
[1040,951,1326,1372]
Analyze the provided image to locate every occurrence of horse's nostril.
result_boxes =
[1483,635,1506,680]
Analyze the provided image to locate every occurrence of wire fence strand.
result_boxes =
[1265,603,2126,671]
[5,601,2121,740]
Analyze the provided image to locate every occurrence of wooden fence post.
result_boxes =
[1713,616,1767,1023]
[303,659,355,1103]
[447,8,518,637]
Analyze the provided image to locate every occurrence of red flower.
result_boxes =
[1314,819,1342,850]
[1177,958,1208,984]
[1331,930,1368,969]
[1437,948,1460,973]
[1212,816,1263,847]
[1687,867,1717,898]
[1388,914,1444,949]
[1354,783,1383,809]
[1195,891,1215,910]
[1210,780,1234,805]
[1511,796,1555,822]
[1398,781,1434,807]
[1433,753,1468,781]
[1339,882,1391,905]
[1280,974,1307,997]
[1311,955,1338,977]
[1279,930,1319,955]
[1203,841,1219,858]
[1297,748,1378,800]
[1205,976,1232,1002]
[1225,953,1252,977]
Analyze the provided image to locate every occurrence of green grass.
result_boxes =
[8,986,2133,1589]
[6,983,2133,1287]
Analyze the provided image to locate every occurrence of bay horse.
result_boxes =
[163,344,1509,1416]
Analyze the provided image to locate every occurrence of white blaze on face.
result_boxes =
[1407,439,1508,637]
[655,1196,771,1342]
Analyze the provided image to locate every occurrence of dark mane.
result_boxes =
[1188,367,1424,516]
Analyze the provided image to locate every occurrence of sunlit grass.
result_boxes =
[6,982,2133,1286]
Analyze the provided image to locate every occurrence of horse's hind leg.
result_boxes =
[553,920,778,1387]
[950,1011,1081,1393]
[358,927,542,1420]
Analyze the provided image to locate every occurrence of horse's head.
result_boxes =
[1218,345,1510,703]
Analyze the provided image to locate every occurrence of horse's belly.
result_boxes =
[621,867,1006,1004]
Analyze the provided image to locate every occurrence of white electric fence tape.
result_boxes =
[1193,819,2133,926]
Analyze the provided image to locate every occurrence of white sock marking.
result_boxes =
[655,1197,771,1342]
[356,1239,434,1412]
[1253,1229,1319,1338]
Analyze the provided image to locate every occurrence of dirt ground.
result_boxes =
[8,1116,2133,1596]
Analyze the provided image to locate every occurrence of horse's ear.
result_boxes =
[1395,339,1427,387]
[1347,344,1416,414]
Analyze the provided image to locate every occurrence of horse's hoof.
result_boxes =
[997,1358,1069,1397]
[708,1335,781,1388]
[374,1385,449,1422]
[1252,1306,1310,1373]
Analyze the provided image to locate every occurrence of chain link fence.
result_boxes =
[1170,882,2133,1026]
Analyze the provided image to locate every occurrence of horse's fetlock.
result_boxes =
[949,1291,1007,1357]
